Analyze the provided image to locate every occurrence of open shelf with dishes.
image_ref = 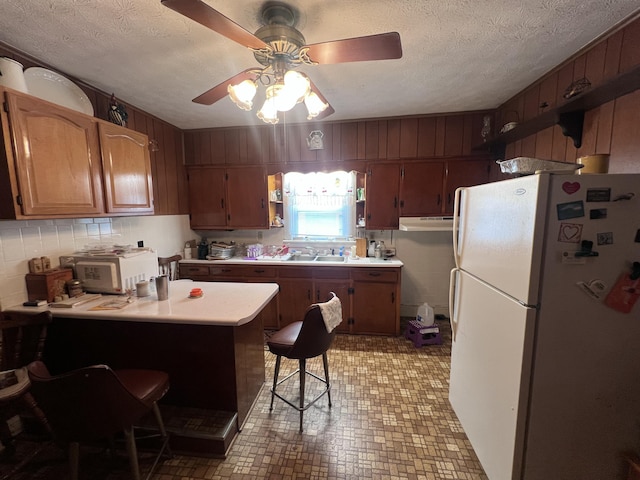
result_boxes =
[268,173,284,228]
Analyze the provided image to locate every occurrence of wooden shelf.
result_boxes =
[476,64,640,158]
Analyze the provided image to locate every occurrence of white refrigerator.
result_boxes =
[449,172,640,480]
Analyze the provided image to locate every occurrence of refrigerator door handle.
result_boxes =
[452,187,462,268]
[449,267,458,341]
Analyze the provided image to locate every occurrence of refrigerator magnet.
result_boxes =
[558,223,583,243]
[613,192,635,201]
[589,208,607,219]
[576,279,607,301]
[596,232,613,245]
[562,181,581,194]
[557,201,584,220]
[586,188,611,202]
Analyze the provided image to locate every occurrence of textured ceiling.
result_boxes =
[0,1,638,130]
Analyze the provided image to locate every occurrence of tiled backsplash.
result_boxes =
[0,215,192,309]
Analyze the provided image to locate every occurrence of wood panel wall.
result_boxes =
[498,15,640,173]
[0,44,189,215]
[183,111,494,175]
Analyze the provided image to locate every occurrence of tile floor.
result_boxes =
[1,318,488,479]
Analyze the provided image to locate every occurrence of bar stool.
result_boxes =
[158,255,181,280]
[26,360,171,480]
[267,293,342,432]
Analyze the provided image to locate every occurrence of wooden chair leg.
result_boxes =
[21,392,52,435]
[299,358,306,433]
[123,426,141,480]
[68,442,80,480]
[270,356,281,411]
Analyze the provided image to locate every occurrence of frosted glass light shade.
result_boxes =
[304,91,329,119]
[257,97,279,124]
[228,79,257,111]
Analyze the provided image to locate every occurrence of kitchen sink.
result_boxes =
[314,256,346,262]
[287,254,317,261]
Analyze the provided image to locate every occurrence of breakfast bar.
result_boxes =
[10,281,279,456]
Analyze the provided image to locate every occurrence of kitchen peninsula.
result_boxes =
[7,281,279,456]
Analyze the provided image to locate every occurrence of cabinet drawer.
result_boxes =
[278,266,313,279]
[209,265,243,277]
[351,268,399,283]
[180,264,210,277]
[236,266,277,278]
[314,267,350,280]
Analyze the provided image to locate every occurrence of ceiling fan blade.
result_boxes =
[304,32,402,64]
[308,80,335,120]
[162,0,268,50]
[192,69,258,105]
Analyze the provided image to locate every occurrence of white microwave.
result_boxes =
[60,250,158,294]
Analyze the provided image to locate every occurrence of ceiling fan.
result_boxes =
[161,0,403,124]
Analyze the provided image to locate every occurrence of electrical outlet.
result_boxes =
[137,241,144,248]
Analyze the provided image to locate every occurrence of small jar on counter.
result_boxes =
[66,279,83,297]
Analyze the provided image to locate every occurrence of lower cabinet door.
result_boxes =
[352,280,398,335]
[314,279,351,334]
[277,277,314,328]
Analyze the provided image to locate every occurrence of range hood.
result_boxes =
[399,217,454,231]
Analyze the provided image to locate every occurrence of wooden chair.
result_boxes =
[158,255,181,280]
[0,310,53,476]
[27,360,172,480]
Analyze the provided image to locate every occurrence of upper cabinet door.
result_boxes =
[6,92,104,216]
[226,166,268,228]
[365,163,400,230]
[444,159,492,214]
[98,122,154,214]
[400,161,446,216]
[187,166,227,229]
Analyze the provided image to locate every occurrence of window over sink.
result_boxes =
[283,171,356,240]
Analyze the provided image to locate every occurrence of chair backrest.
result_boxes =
[286,300,339,360]
[27,361,150,442]
[0,311,52,371]
[158,254,182,280]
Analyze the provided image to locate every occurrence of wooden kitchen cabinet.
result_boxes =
[443,159,493,214]
[400,161,446,216]
[277,267,314,328]
[313,268,351,334]
[242,265,279,329]
[0,89,154,219]
[98,122,154,214]
[1,90,105,217]
[352,268,401,335]
[187,165,269,230]
[179,262,402,335]
[365,163,400,229]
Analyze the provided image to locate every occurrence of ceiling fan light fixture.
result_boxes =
[227,79,257,111]
[257,96,279,125]
[304,91,329,119]
[283,70,310,102]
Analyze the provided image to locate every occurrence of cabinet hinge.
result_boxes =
[348,287,354,295]
[3,102,8,113]
[400,166,405,178]
[15,195,22,206]
[348,318,355,325]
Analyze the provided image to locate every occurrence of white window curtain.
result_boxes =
[283,171,356,239]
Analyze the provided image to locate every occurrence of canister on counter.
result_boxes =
[66,279,83,298]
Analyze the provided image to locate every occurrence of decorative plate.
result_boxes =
[24,67,94,116]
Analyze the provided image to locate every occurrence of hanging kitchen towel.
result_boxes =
[317,292,342,333]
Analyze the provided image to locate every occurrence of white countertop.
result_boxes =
[6,281,279,327]
[183,256,403,267]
